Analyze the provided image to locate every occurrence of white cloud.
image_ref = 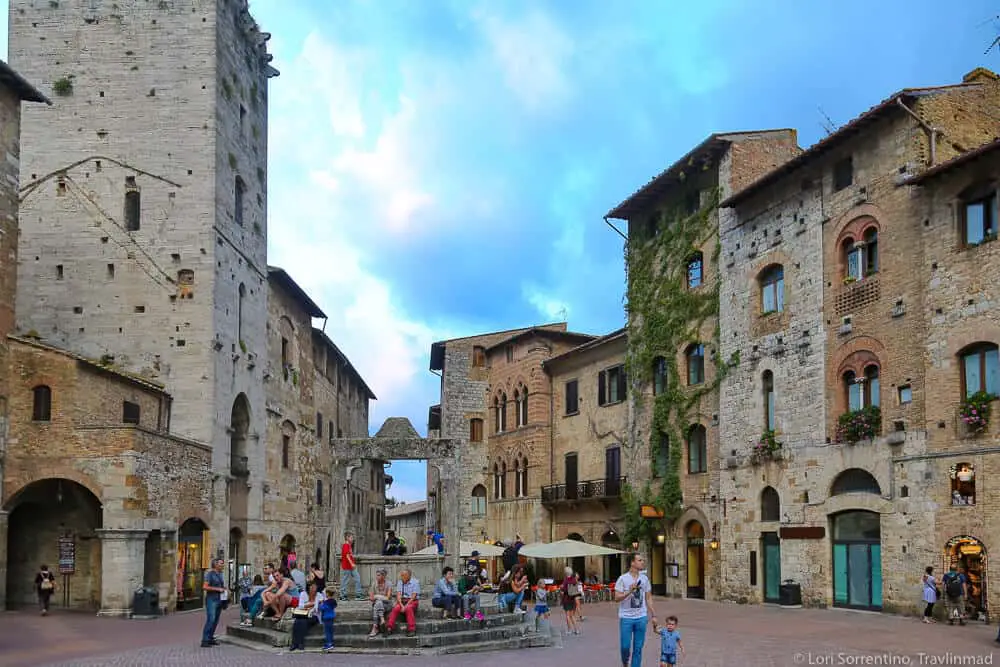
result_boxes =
[471,7,575,112]
[523,285,571,321]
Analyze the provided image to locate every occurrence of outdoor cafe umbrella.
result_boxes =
[413,541,506,557]
[517,539,623,559]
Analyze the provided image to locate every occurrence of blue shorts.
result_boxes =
[660,654,677,665]
[533,604,549,615]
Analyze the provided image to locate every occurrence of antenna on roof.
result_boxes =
[557,306,568,321]
[818,107,837,136]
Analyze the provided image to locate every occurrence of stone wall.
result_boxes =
[2,337,211,612]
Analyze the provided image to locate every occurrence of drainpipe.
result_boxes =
[896,97,939,166]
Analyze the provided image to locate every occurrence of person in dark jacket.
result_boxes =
[35,565,56,616]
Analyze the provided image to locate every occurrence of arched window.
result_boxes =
[32,385,52,422]
[471,485,487,516]
[759,265,785,314]
[844,365,879,411]
[237,283,246,343]
[843,237,862,282]
[686,344,705,386]
[519,387,528,426]
[514,459,522,497]
[500,392,508,432]
[513,389,522,427]
[863,228,878,275]
[493,395,502,433]
[687,252,703,289]
[493,463,501,499]
[687,425,707,474]
[520,457,529,497]
[762,370,775,431]
[653,356,667,395]
[761,486,780,522]
[959,343,999,397]
[500,461,507,499]
[831,468,881,496]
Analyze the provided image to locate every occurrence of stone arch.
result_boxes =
[5,478,104,610]
[230,393,251,467]
[830,203,889,241]
[673,504,711,539]
[948,330,1000,359]
[831,468,882,496]
[3,470,103,511]
[761,486,780,522]
[829,335,888,418]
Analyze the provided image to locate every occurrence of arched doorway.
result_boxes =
[230,393,250,474]
[685,521,705,599]
[831,510,881,610]
[177,518,208,611]
[4,478,103,610]
[601,530,623,584]
[944,536,987,619]
[279,534,297,571]
[567,532,585,581]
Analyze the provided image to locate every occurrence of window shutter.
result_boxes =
[618,368,627,400]
[598,371,606,406]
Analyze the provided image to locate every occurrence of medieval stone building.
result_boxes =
[1,1,376,614]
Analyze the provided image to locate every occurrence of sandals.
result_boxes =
[368,628,379,639]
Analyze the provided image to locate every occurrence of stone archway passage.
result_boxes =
[4,478,103,610]
[177,518,208,611]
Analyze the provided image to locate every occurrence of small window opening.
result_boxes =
[833,156,853,192]
[107,263,115,278]
[124,176,141,231]
[56,264,64,280]
[73,306,83,314]
[134,305,145,313]
[122,401,140,424]
[234,176,246,227]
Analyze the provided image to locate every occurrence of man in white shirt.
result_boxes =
[614,553,657,667]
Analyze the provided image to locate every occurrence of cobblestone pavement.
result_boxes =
[2,599,997,667]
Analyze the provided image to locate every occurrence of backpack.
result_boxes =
[945,575,963,599]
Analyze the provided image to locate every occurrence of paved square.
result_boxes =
[1,598,996,666]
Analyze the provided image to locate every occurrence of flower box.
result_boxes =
[836,406,881,444]
[958,391,993,435]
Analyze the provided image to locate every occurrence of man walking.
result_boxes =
[941,564,968,625]
[614,552,657,667]
[201,558,226,648]
[340,531,363,600]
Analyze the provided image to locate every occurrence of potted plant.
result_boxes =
[842,275,857,285]
[836,405,881,444]
[959,391,993,434]
[751,429,782,464]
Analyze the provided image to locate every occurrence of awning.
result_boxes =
[518,539,624,559]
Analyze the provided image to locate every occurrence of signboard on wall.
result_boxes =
[58,535,75,574]
[640,505,664,519]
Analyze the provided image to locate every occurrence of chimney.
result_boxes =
[962,67,999,84]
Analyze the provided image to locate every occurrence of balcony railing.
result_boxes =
[541,476,627,504]
[230,455,249,478]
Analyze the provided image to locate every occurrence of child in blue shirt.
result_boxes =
[318,587,338,653]
[652,615,685,665]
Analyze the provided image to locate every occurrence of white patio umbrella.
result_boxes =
[518,539,623,559]
[413,541,505,557]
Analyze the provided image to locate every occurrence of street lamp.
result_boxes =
[631,541,639,551]
[709,538,719,550]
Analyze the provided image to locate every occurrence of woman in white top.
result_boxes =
[290,581,324,651]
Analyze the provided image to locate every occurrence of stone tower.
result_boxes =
[9,0,277,549]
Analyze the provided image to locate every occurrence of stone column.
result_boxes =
[96,528,149,617]
[0,511,8,610]
[438,461,462,573]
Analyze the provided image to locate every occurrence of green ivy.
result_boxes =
[621,187,735,547]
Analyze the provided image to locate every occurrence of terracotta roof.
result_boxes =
[606,130,797,220]
[483,327,595,353]
[429,322,568,371]
[904,137,1000,185]
[543,327,627,371]
[267,266,326,319]
[719,82,987,209]
[9,335,168,393]
[386,500,427,518]
[0,60,50,104]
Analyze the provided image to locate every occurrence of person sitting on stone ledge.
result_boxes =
[386,568,420,637]
[367,568,393,638]
[383,530,406,556]
[498,566,528,614]
[432,566,464,619]
[261,568,293,620]
[460,551,486,622]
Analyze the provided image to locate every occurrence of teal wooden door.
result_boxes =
[762,533,780,602]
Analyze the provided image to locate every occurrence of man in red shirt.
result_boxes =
[339,531,363,600]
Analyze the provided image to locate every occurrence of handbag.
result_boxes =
[40,575,54,591]
[292,607,311,618]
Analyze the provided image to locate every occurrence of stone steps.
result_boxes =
[223,608,556,655]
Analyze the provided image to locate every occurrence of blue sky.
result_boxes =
[2,2,997,502]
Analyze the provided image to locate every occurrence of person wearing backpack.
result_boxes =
[35,564,56,616]
[941,565,968,625]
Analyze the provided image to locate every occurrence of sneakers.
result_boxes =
[323,645,335,653]
[474,610,484,621]
[514,607,525,615]
[463,612,471,621]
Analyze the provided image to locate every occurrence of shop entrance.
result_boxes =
[177,518,208,611]
[831,510,882,611]
[944,535,988,621]
[685,521,705,599]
